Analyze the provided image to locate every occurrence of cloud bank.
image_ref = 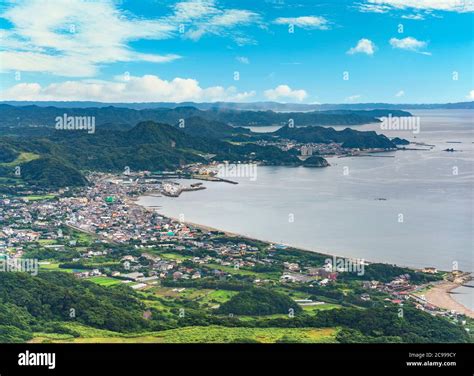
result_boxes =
[264,85,308,102]
[0,75,256,103]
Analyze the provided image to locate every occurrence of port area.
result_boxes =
[161,181,206,197]
[160,174,239,197]
[115,167,240,199]
[192,174,238,184]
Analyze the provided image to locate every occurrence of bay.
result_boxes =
[137,109,474,306]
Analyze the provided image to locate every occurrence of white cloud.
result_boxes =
[236,56,250,64]
[395,90,405,97]
[401,14,425,20]
[467,90,474,100]
[345,94,362,102]
[274,16,331,30]
[173,0,219,20]
[173,1,260,42]
[0,83,42,101]
[264,85,308,102]
[360,0,473,13]
[0,0,179,77]
[357,3,391,13]
[0,0,261,77]
[347,38,376,55]
[0,75,256,103]
[389,37,431,54]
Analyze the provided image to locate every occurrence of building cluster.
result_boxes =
[0,197,64,259]
[1,173,469,323]
[362,273,463,320]
[280,263,339,286]
[255,139,354,157]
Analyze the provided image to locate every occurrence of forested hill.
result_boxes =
[0,271,469,343]
[0,107,406,188]
[274,125,397,149]
[0,121,302,188]
[0,104,411,130]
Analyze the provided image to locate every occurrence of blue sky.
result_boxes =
[0,0,472,103]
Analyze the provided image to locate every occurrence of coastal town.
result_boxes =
[1,171,472,329]
[0,0,472,371]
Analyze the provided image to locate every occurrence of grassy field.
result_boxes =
[153,286,208,299]
[153,286,237,300]
[39,262,75,273]
[37,239,57,245]
[87,276,122,286]
[32,324,339,343]
[1,152,40,167]
[301,303,342,312]
[201,289,238,304]
[159,253,188,261]
[70,230,94,245]
[206,263,279,280]
[20,194,56,201]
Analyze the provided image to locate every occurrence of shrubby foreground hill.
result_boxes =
[0,272,469,343]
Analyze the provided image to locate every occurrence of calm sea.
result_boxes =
[138,109,474,309]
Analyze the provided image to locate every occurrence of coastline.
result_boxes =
[421,279,474,319]
[134,196,474,318]
[133,197,347,261]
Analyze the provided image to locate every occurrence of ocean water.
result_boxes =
[137,110,473,306]
[452,283,474,311]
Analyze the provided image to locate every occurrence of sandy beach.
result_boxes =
[423,279,474,319]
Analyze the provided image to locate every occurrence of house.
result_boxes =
[301,145,313,156]
[137,276,159,283]
[280,272,313,283]
[91,269,101,276]
[44,244,65,251]
[283,262,299,271]
[306,267,321,276]
[191,271,201,279]
[121,272,144,281]
[130,283,147,290]
[360,293,371,301]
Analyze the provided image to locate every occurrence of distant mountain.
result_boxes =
[0,104,410,133]
[274,125,397,149]
[2,100,472,111]
[0,121,304,187]
[173,116,251,139]
[0,116,403,188]
[0,104,415,188]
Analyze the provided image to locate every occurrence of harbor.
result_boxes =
[161,181,206,197]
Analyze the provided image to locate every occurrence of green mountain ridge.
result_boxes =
[0,104,412,131]
[1,112,405,188]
